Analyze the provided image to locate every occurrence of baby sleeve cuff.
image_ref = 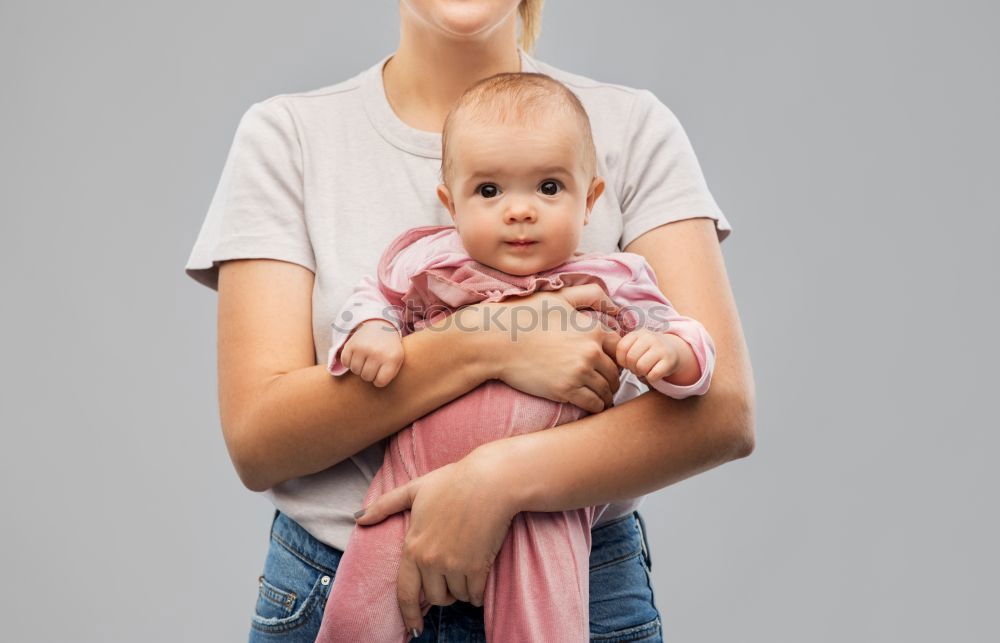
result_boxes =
[647,329,717,399]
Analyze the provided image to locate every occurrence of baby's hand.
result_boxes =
[340,319,404,387]
[615,328,684,386]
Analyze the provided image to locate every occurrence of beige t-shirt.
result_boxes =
[185,48,732,552]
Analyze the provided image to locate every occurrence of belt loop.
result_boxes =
[635,510,652,572]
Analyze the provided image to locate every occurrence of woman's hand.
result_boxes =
[353,446,518,636]
[461,283,624,414]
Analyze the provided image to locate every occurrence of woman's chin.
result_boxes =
[416,2,518,42]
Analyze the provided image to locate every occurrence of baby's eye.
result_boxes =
[539,180,562,196]
[477,183,500,198]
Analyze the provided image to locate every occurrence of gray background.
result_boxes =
[2,1,997,641]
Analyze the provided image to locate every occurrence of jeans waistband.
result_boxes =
[269,509,343,576]
[588,511,652,572]
[270,507,651,574]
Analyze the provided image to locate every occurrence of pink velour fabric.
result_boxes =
[316,225,716,643]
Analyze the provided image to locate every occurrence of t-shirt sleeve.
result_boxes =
[184,98,315,291]
[616,89,732,251]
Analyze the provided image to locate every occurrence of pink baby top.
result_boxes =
[328,225,716,399]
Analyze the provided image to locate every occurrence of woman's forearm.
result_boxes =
[232,319,492,491]
[476,380,755,515]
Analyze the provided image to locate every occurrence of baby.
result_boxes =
[316,73,716,643]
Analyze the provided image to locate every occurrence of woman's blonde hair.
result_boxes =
[518,0,544,53]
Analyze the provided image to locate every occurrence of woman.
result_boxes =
[184,1,755,640]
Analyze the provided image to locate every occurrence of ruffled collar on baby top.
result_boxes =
[374,225,658,333]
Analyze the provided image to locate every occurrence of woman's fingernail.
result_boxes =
[353,508,366,519]
[410,627,420,639]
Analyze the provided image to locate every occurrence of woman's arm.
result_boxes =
[484,217,755,511]
[217,258,492,491]
[216,257,623,492]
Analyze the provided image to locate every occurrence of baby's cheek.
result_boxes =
[459,223,501,262]
[455,217,482,244]
[553,222,583,256]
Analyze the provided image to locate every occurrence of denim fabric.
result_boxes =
[249,510,662,642]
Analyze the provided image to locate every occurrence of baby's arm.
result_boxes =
[327,273,405,387]
[610,256,717,399]
[330,228,461,387]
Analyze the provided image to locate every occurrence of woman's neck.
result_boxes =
[384,9,522,133]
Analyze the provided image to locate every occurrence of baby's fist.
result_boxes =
[340,319,404,387]
[616,328,681,384]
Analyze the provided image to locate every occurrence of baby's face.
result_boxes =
[437,112,605,276]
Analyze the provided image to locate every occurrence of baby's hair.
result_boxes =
[440,72,597,185]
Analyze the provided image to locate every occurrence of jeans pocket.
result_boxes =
[250,532,336,637]
[255,574,298,620]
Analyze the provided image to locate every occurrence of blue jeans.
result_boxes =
[249,509,662,642]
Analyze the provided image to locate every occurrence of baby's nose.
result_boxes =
[504,202,537,223]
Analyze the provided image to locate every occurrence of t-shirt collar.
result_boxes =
[361,48,540,159]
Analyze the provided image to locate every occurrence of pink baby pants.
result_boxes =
[315,358,616,642]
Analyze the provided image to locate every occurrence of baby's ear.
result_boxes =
[436,184,456,218]
[586,176,606,213]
